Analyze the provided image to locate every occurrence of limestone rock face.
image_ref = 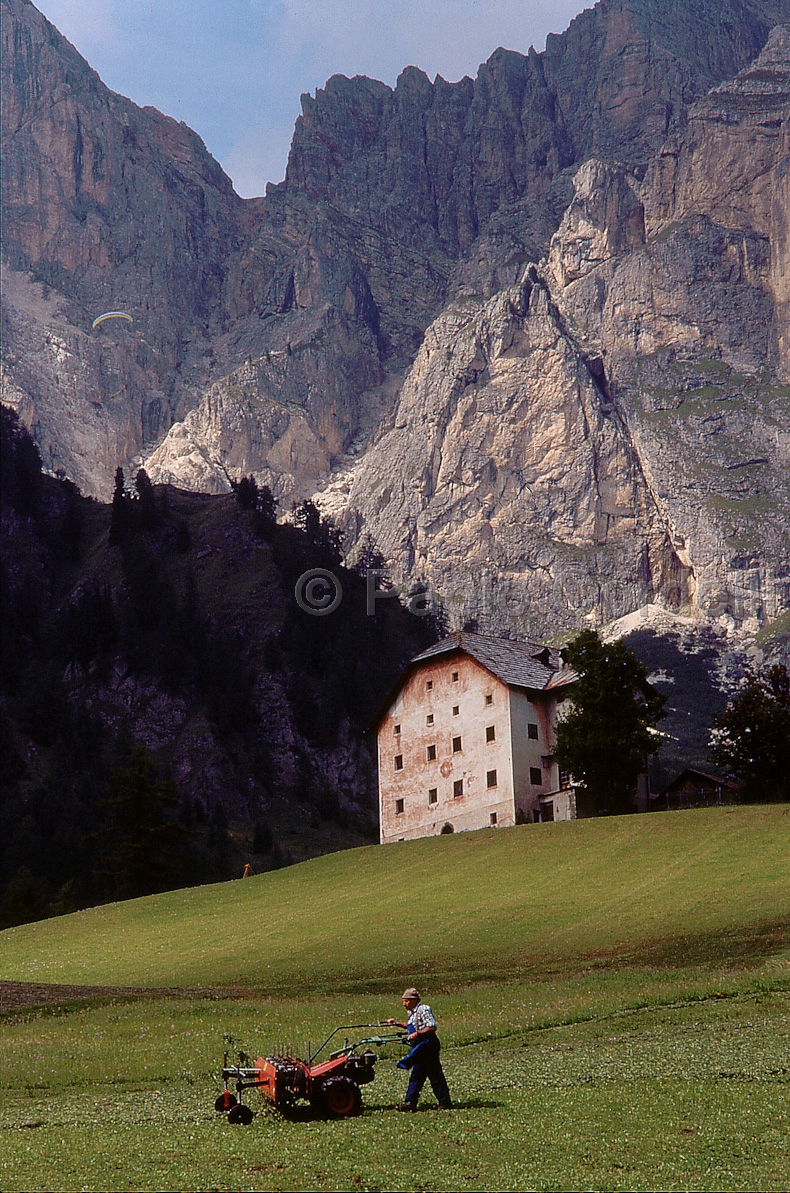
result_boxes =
[3,0,789,639]
[541,25,790,631]
[4,0,783,499]
[340,21,790,635]
[341,271,693,636]
[0,0,397,497]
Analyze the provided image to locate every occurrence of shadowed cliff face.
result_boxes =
[2,0,789,636]
[1,0,250,489]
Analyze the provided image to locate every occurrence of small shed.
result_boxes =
[656,767,743,810]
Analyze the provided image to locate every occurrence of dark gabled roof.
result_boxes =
[369,631,577,731]
[662,767,743,793]
[410,632,574,691]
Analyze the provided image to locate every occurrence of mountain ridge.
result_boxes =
[2,0,789,646]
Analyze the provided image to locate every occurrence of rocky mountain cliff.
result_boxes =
[2,0,789,646]
[340,26,790,639]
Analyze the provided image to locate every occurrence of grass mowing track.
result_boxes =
[1,806,789,1191]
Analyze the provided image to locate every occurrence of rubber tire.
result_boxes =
[214,1091,237,1113]
[228,1103,254,1126]
[320,1076,362,1118]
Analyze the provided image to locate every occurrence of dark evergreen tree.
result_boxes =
[109,466,129,544]
[252,484,278,538]
[135,468,159,529]
[64,585,118,669]
[0,867,48,929]
[175,519,191,553]
[0,405,43,515]
[710,665,790,800]
[252,819,273,854]
[555,629,666,814]
[293,500,344,564]
[352,533,387,576]
[233,475,259,510]
[98,746,188,900]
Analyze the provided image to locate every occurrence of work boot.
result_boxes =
[396,1102,417,1112]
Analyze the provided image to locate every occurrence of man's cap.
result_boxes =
[402,987,420,1001]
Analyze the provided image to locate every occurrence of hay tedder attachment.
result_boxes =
[215,1024,406,1123]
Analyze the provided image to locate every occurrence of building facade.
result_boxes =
[375,633,587,844]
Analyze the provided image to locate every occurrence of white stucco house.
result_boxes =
[374,631,594,844]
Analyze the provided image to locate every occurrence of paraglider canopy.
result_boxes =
[92,311,133,330]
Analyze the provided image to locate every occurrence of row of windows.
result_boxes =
[424,670,461,692]
[394,719,539,739]
[393,770,499,814]
[394,734,464,768]
[393,760,542,786]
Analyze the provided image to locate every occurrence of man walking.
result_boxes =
[387,987,452,1111]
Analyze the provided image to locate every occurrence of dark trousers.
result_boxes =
[404,1035,451,1107]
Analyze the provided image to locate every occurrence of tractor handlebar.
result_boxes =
[309,1023,407,1064]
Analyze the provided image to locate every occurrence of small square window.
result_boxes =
[451,671,459,682]
[395,798,404,815]
[394,755,403,770]
[485,693,493,706]
[490,812,497,826]
[453,779,463,798]
[530,767,543,785]
[452,705,459,716]
[428,788,438,805]
[426,713,434,725]
[426,744,436,761]
[527,722,538,741]
[486,769,497,789]
[452,736,462,753]
[394,723,401,735]
[486,725,496,743]
[426,680,433,691]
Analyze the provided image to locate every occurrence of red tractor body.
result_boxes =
[216,1025,403,1122]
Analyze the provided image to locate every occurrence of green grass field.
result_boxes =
[2,807,789,1192]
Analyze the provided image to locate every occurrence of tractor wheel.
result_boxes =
[214,1091,237,1113]
[320,1076,362,1118]
[227,1103,254,1126]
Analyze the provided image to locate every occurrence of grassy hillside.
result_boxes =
[2,806,788,992]
[2,807,789,1192]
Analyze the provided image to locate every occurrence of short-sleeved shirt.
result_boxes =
[408,1002,437,1033]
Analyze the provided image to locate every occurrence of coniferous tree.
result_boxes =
[109,466,128,544]
[555,629,666,814]
[135,468,159,529]
[0,867,47,928]
[293,500,344,564]
[175,519,191,553]
[710,665,790,800]
[233,475,259,510]
[0,406,43,514]
[98,746,188,900]
[252,484,277,538]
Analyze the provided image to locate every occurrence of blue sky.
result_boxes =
[36,1,590,198]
